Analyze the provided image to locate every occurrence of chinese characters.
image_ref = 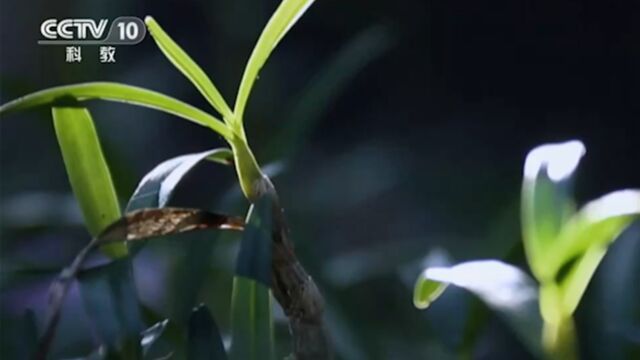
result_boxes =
[64,46,116,63]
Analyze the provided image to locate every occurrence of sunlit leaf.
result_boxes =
[414,260,544,358]
[126,148,233,211]
[521,140,585,281]
[1,82,231,140]
[187,305,228,360]
[234,0,315,123]
[548,190,640,276]
[558,245,607,315]
[52,106,125,258]
[547,190,640,314]
[145,16,233,119]
[414,278,448,310]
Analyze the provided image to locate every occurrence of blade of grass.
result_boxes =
[145,16,233,120]
[2,82,231,140]
[52,106,126,258]
[233,0,315,124]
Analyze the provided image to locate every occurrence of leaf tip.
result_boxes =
[413,272,447,310]
[524,140,586,182]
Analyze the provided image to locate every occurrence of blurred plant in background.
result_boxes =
[414,140,640,359]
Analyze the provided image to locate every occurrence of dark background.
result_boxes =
[1,0,639,359]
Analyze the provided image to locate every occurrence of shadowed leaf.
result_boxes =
[77,259,144,356]
[230,197,274,360]
[35,207,243,360]
[187,305,228,360]
[126,148,233,212]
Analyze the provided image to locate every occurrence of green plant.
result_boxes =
[0,0,331,358]
[413,140,640,359]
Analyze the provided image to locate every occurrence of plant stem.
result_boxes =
[542,316,578,360]
[262,176,332,359]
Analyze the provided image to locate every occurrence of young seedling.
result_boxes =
[413,140,640,359]
[1,0,330,358]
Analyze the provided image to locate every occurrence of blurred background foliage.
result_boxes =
[1,0,640,359]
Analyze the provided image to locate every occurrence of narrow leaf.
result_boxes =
[236,197,272,286]
[230,197,274,360]
[548,189,640,275]
[127,148,233,211]
[229,277,273,360]
[521,140,585,281]
[145,16,233,119]
[1,82,231,140]
[99,208,245,243]
[414,260,544,358]
[234,0,315,122]
[52,106,126,258]
[187,305,228,360]
[558,245,607,315]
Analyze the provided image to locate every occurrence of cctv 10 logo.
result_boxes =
[39,17,145,45]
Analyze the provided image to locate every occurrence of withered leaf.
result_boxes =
[98,208,244,244]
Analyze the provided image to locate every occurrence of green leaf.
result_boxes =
[1,82,231,140]
[414,260,544,358]
[145,16,233,120]
[234,0,315,124]
[187,305,228,360]
[230,197,274,360]
[235,198,272,286]
[545,190,640,314]
[229,277,273,360]
[413,277,447,310]
[230,138,264,201]
[52,106,126,258]
[558,245,607,315]
[126,148,233,211]
[521,140,585,281]
[548,190,640,276]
